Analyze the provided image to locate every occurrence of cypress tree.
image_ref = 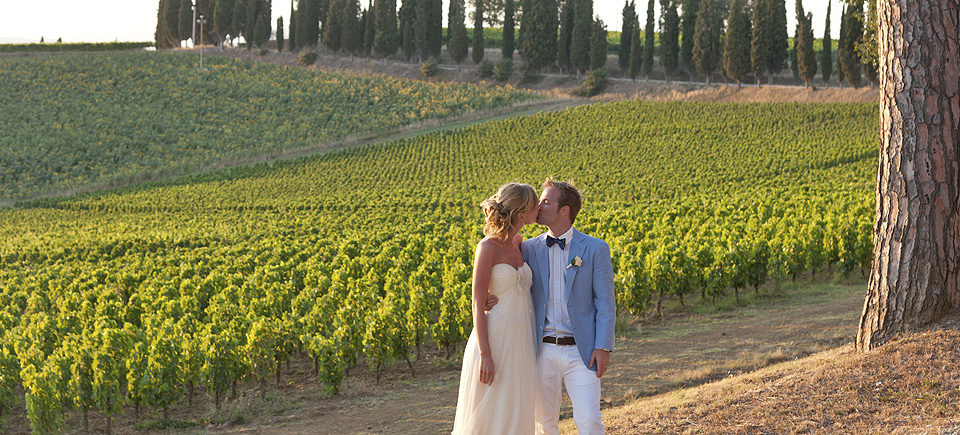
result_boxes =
[628,20,643,80]
[750,0,768,86]
[557,0,574,71]
[429,0,443,59]
[659,0,680,81]
[691,0,721,84]
[154,0,170,48]
[679,0,700,75]
[342,0,363,54]
[642,0,655,79]
[179,0,194,44]
[619,0,638,72]
[790,21,799,80]
[359,9,367,48]
[214,0,235,47]
[364,0,376,54]
[414,0,429,60]
[502,0,515,60]
[374,0,399,57]
[310,0,325,46]
[166,0,181,47]
[472,0,484,64]
[821,0,832,85]
[518,0,531,48]
[795,1,816,88]
[244,0,257,49]
[255,0,272,48]
[448,0,469,64]
[521,0,558,70]
[570,0,593,74]
[399,0,416,59]
[289,2,298,50]
[838,2,861,88]
[254,11,269,48]
[323,0,343,52]
[400,19,413,59]
[317,0,330,26]
[295,0,306,47]
[589,18,608,70]
[722,0,751,88]
[277,16,285,51]
[836,4,845,86]
[766,0,788,79]
[154,0,161,48]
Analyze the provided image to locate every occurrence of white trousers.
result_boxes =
[536,343,604,435]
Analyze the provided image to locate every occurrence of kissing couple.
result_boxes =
[452,179,617,435]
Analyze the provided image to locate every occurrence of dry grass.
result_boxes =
[603,329,960,434]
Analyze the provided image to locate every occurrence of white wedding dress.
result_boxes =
[452,262,539,435]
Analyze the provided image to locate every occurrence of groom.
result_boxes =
[522,178,616,435]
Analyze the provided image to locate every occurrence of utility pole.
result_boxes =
[191,2,197,47]
[198,14,207,70]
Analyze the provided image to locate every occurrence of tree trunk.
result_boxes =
[857,0,960,352]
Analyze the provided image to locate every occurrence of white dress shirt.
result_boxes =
[542,226,574,339]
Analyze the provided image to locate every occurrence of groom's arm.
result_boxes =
[592,240,616,353]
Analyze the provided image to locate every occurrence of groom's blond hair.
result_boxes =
[543,178,582,224]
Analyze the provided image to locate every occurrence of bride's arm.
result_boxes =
[472,240,496,385]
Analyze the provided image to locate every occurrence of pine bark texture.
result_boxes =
[857,0,959,351]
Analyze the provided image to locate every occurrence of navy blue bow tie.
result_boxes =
[546,235,566,250]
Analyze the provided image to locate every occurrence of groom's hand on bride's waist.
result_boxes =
[484,295,499,312]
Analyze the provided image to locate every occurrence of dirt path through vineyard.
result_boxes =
[209,281,863,435]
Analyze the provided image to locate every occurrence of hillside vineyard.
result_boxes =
[0,101,876,431]
[0,53,532,201]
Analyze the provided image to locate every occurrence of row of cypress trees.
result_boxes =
[155,0,272,50]
[156,0,872,88]
[617,0,871,88]
[281,0,612,74]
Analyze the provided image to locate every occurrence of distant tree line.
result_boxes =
[154,0,877,88]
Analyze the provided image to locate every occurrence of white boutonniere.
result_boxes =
[566,256,583,269]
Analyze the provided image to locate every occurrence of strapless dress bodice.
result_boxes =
[488,262,533,297]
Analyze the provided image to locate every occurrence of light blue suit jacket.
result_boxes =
[521,229,616,370]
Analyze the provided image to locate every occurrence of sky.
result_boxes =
[0,0,840,44]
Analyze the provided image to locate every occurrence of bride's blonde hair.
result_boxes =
[481,183,538,241]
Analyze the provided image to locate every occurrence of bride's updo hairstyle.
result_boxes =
[481,183,538,241]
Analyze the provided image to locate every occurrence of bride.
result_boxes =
[452,182,541,435]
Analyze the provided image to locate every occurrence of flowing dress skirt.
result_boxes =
[452,263,539,435]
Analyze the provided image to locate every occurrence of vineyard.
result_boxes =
[0,52,532,201]
[0,101,876,432]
